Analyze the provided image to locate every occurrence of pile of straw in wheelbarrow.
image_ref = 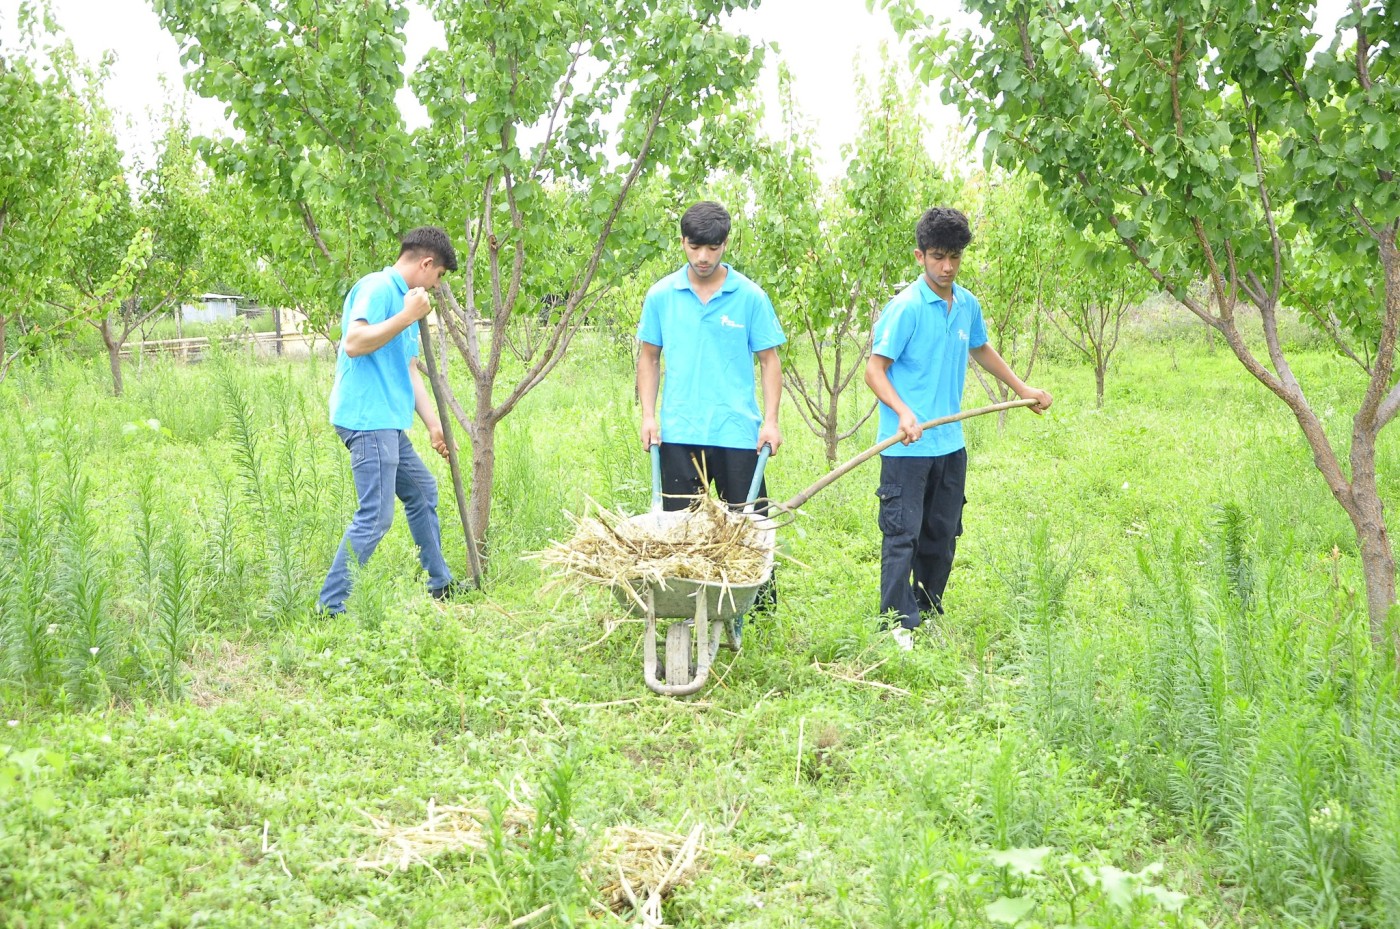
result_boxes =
[531,493,770,595]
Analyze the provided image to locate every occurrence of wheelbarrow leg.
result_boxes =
[643,589,666,694]
[646,590,722,698]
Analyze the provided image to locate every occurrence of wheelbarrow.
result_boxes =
[615,397,1039,697]
[612,444,775,697]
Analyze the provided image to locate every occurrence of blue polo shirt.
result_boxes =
[872,278,988,457]
[638,264,786,449]
[328,267,421,431]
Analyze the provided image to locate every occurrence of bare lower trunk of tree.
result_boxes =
[467,406,495,553]
[1217,309,1397,647]
[1349,420,1398,651]
[1350,500,1397,647]
[824,384,840,467]
[100,319,124,397]
[0,313,12,384]
[1094,364,1106,408]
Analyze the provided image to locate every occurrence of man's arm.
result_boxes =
[756,346,783,453]
[969,344,1053,413]
[408,357,449,459]
[343,287,433,357]
[864,354,923,444]
[637,341,662,448]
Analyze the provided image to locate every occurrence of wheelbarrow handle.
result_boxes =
[649,443,663,512]
[745,443,772,510]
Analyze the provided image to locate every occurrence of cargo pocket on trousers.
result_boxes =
[876,483,903,536]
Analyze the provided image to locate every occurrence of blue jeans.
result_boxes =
[318,427,452,613]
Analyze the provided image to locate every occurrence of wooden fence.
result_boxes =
[118,331,333,362]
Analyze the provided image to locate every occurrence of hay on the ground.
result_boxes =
[345,799,710,925]
[590,823,707,924]
[350,799,534,875]
[530,493,769,595]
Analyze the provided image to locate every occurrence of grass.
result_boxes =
[1,305,1398,926]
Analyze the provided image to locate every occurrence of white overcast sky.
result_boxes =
[8,0,1349,179]
[6,0,965,178]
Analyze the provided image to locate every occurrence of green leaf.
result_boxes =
[29,786,59,815]
[1141,884,1189,912]
[988,845,1053,875]
[985,895,1036,924]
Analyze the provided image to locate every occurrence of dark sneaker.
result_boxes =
[722,614,744,651]
[430,581,469,601]
[751,575,777,616]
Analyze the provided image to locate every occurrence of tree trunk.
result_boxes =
[467,408,495,555]
[101,319,124,397]
[825,376,840,467]
[1344,429,1397,650]
[1095,364,1106,408]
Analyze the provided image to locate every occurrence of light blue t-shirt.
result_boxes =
[637,264,786,449]
[871,278,988,457]
[328,267,421,431]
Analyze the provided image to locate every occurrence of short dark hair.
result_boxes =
[399,226,458,272]
[680,201,731,246]
[915,208,972,253]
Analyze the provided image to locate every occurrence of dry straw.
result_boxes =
[350,799,533,877]
[347,800,708,924]
[529,493,770,603]
[589,823,707,926]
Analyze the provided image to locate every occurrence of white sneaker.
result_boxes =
[891,627,914,651]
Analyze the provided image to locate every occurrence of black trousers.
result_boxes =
[876,449,967,629]
[657,443,770,514]
[658,442,776,611]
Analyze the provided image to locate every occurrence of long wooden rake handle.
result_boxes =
[419,318,484,589]
[777,398,1039,513]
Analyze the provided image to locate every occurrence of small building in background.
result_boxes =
[180,293,246,324]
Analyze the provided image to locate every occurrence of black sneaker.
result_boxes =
[430,581,470,601]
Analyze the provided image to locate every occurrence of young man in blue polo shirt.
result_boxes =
[317,226,460,616]
[865,207,1052,650]
[636,201,786,630]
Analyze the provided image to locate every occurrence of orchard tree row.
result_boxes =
[7,0,1195,551]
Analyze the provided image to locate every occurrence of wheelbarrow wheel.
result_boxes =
[664,622,693,686]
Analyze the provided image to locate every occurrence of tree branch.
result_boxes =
[299,200,334,262]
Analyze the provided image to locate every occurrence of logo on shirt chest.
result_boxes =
[958,328,968,342]
[719,315,745,330]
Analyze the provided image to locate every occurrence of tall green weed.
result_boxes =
[999,511,1400,925]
